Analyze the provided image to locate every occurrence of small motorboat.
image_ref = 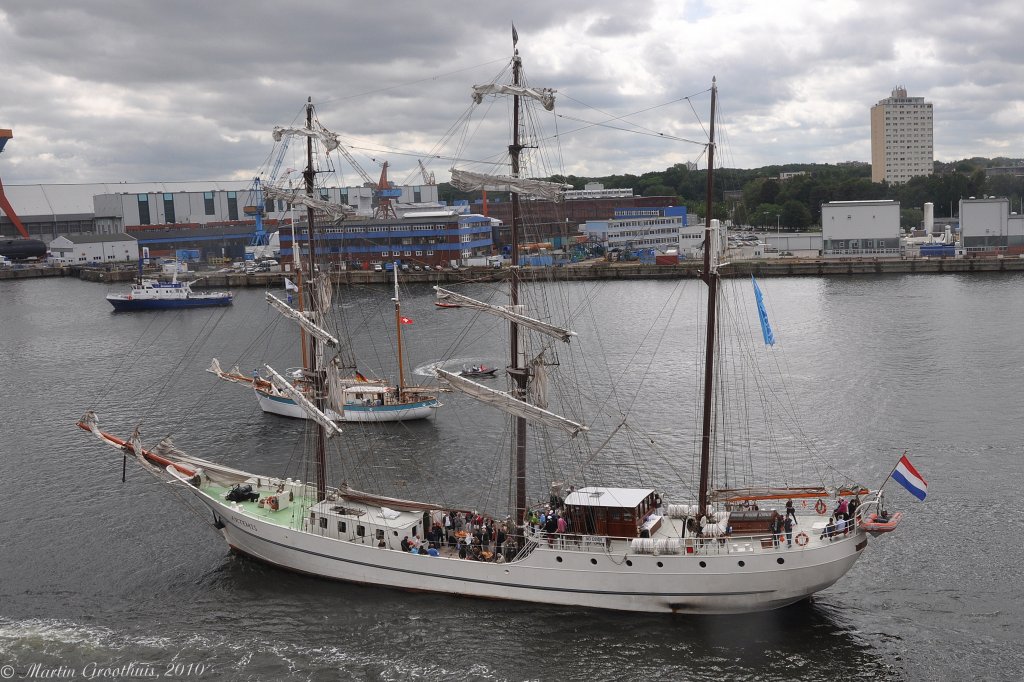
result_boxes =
[460,365,498,378]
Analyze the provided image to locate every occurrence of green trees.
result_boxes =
[437,158,1022,229]
[546,157,1021,228]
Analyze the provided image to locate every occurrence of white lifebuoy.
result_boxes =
[814,499,827,515]
[795,531,809,547]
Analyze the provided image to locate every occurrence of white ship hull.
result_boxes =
[195,490,866,615]
[256,389,438,423]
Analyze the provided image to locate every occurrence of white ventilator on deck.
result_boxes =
[435,369,586,436]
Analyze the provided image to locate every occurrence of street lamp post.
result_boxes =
[776,214,780,235]
[762,211,768,231]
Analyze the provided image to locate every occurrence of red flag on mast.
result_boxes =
[400,316,414,325]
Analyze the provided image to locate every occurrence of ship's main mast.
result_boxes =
[509,45,529,529]
[697,78,718,517]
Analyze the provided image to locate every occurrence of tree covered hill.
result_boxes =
[439,157,1023,230]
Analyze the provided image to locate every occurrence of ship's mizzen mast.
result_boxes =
[697,78,718,518]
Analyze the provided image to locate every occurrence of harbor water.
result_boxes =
[1,274,1023,681]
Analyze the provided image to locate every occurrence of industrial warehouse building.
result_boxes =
[821,200,902,258]
[958,197,1024,253]
[48,233,139,265]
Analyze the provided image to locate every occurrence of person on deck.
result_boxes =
[821,517,836,541]
[848,496,861,526]
[770,514,783,548]
[836,497,849,522]
[784,514,794,548]
[785,499,798,525]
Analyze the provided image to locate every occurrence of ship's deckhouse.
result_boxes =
[563,487,660,538]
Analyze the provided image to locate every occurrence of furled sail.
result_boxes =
[272,125,340,152]
[129,426,160,473]
[435,369,586,436]
[264,365,343,438]
[528,352,549,409]
[709,486,868,502]
[434,288,576,343]
[262,184,352,220]
[448,169,568,202]
[471,84,556,111]
[265,293,339,348]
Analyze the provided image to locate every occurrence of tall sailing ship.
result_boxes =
[207,119,439,423]
[78,36,906,615]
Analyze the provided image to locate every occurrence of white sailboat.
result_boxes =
[208,118,439,424]
[78,40,906,615]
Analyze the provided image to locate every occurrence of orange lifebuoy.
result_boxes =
[795,531,809,547]
[814,499,827,515]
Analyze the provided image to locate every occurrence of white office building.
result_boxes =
[580,207,690,253]
[870,86,934,184]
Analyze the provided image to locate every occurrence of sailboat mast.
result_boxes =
[393,265,406,394]
[292,190,309,369]
[509,45,529,528]
[697,78,718,517]
[302,97,328,502]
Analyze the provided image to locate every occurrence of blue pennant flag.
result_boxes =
[751,276,775,346]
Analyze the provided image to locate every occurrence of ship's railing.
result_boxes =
[522,522,863,557]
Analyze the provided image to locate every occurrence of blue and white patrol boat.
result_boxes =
[107,274,232,311]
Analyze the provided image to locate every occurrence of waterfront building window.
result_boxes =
[163,193,175,223]
[137,194,150,225]
[227,192,238,221]
[203,191,215,215]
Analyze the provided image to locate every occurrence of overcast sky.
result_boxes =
[1,0,1022,188]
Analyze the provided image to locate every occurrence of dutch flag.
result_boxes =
[891,454,928,501]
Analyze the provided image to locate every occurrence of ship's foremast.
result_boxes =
[301,97,328,503]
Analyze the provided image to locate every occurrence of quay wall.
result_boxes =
[3,257,1024,286]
